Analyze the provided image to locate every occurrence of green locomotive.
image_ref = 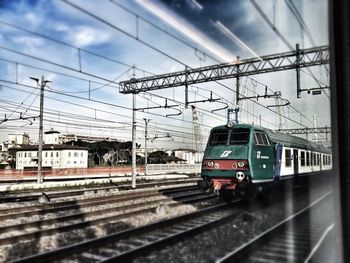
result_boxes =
[200,123,332,199]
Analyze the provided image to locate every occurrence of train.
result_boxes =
[199,123,332,199]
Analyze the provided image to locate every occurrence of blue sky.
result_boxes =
[0,0,330,150]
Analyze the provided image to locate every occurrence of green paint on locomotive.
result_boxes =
[202,123,331,184]
[201,124,276,182]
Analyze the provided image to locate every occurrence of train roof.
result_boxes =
[210,124,331,153]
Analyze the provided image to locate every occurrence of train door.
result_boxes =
[274,143,282,180]
[293,149,299,174]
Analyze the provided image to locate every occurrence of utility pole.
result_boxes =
[131,65,137,189]
[30,76,50,184]
[143,118,150,176]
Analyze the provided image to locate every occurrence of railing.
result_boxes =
[146,164,202,174]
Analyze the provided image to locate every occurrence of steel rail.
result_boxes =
[0,184,198,218]
[216,191,333,262]
[11,201,237,263]
[0,178,199,202]
[100,204,245,262]
[0,192,215,246]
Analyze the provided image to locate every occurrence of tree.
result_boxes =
[64,140,133,166]
[148,150,169,164]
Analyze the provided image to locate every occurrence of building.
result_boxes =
[168,149,204,164]
[62,134,120,143]
[44,130,62,144]
[8,133,30,146]
[15,144,88,170]
[1,133,30,166]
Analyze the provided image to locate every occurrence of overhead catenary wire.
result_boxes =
[0,1,328,145]
[2,3,314,131]
[250,0,329,95]
[0,84,203,139]
[0,20,155,76]
[1,17,300,116]
[62,0,309,129]
[284,0,317,47]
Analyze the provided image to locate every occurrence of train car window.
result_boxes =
[306,152,310,166]
[230,129,250,145]
[310,152,313,166]
[254,131,270,146]
[208,130,229,145]
[285,149,292,167]
[314,153,317,166]
[301,151,306,166]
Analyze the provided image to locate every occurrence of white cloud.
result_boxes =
[11,36,44,47]
[62,25,112,48]
[136,0,236,62]
[23,12,42,27]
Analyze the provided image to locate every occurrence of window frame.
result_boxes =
[208,130,229,146]
[301,151,306,167]
[285,149,292,167]
[254,131,270,146]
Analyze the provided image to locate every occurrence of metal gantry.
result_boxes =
[119,45,329,94]
[278,126,331,135]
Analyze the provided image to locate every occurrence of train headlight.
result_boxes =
[236,171,245,181]
[207,161,214,167]
[237,161,245,168]
[214,163,220,169]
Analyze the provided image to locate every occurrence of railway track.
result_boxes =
[11,201,245,263]
[0,186,216,251]
[217,191,334,263]
[2,176,334,262]
[0,177,199,203]
[0,185,198,217]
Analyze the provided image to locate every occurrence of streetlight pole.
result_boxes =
[143,118,150,176]
[30,76,51,184]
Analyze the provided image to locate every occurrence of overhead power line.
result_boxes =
[284,0,317,47]
[249,0,328,91]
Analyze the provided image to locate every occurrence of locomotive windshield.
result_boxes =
[229,128,250,145]
[209,128,251,146]
[208,130,229,145]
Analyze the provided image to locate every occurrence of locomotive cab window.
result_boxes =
[254,131,270,146]
[229,128,250,145]
[208,130,229,145]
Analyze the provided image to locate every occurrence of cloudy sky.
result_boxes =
[0,0,329,150]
